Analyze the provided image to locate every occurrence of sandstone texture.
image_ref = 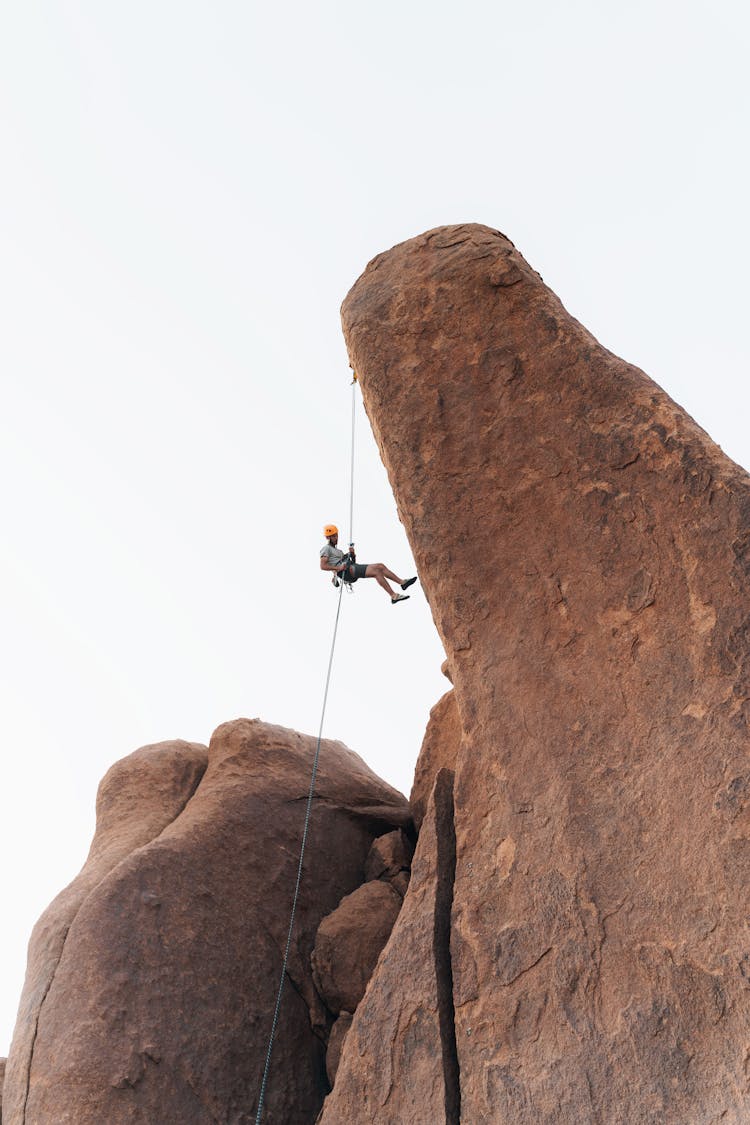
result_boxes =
[1,1056,6,1117]
[410,689,461,830]
[339,224,750,1122]
[5,720,409,1124]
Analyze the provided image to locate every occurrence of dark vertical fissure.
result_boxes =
[433,768,461,1124]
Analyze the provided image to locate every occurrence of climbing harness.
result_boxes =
[254,376,358,1125]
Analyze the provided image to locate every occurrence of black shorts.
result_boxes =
[345,562,369,582]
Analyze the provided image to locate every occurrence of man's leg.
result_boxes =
[365,563,401,598]
[382,565,418,592]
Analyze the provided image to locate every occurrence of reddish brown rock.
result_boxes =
[6,720,409,1125]
[364,829,414,884]
[1,1056,6,1116]
[312,879,403,1017]
[409,689,461,830]
[324,1012,352,1087]
[388,870,410,898]
[3,739,208,1125]
[320,770,458,1123]
[340,224,750,1122]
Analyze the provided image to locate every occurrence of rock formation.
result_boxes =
[4,720,409,1124]
[9,222,750,1124]
[325,223,750,1122]
[1,1057,6,1118]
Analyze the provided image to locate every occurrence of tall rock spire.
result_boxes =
[328,223,750,1122]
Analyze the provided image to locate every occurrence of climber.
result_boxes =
[320,525,417,604]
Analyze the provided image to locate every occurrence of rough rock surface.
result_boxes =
[324,1012,352,1087]
[1,1056,6,1117]
[340,224,750,1122]
[320,770,458,1123]
[364,829,414,884]
[3,739,208,1125]
[6,720,409,1125]
[312,880,403,1016]
[409,689,461,830]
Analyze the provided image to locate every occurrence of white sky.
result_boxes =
[1,1,748,1055]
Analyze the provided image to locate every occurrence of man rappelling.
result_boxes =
[320,525,417,604]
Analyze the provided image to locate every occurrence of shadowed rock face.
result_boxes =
[337,224,750,1122]
[321,769,459,1124]
[5,720,409,1125]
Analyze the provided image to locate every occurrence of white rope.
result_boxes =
[254,378,358,1123]
[254,580,343,1124]
[348,379,356,545]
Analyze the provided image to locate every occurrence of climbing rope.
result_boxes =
[254,377,358,1124]
[349,371,356,545]
[254,579,344,1123]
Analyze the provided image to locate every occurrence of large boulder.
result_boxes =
[339,224,750,1122]
[5,719,409,1124]
[312,880,403,1016]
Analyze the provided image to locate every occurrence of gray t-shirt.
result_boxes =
[320,542,345,570]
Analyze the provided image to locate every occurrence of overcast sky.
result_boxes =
[1,1,748,1054]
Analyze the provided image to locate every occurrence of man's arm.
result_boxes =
[320,556,346,572]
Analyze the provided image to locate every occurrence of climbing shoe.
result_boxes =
[401,577,417,591]
[392,593,410,604]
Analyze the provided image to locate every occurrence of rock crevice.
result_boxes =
[319,769,463,1123]
[433,770,460,1125]
[19,924,69,1125]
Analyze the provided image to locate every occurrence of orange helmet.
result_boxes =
[323,524,338,538]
